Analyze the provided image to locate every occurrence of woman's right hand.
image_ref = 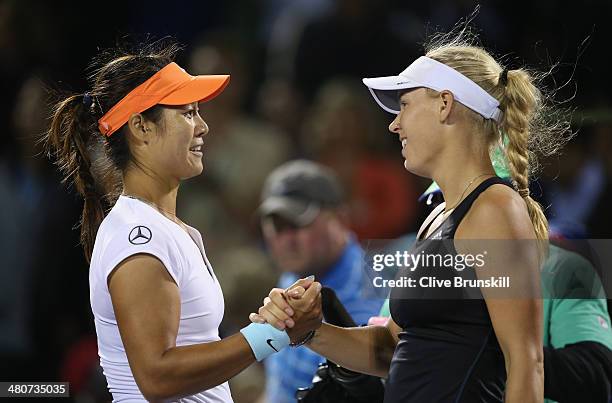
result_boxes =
[249,277,323,344]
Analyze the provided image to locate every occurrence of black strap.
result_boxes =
[446,177,512,238]
[451,177,512,219]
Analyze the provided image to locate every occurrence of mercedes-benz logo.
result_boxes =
[129,226,152,245]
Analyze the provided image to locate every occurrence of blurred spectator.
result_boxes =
[257,160,384,403]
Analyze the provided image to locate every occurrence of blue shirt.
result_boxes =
[264,238,384,403]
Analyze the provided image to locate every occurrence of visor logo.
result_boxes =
[129,226,152,245]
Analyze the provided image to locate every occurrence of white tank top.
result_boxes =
[89,195,233,402]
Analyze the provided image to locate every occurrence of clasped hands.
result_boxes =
[249,276,323,344]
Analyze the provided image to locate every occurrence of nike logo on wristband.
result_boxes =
[266,339,279,352]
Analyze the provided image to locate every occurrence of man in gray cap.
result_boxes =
[258,159,383,403]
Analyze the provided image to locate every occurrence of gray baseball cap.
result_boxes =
[258,160,344,226]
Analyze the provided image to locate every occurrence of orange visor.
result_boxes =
[98,62,230,136]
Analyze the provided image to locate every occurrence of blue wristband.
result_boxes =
[240,323,290,361]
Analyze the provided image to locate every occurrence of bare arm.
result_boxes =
[458,187,544,403]
[109,254,255,401]
[486,297,543,403]
[306,319,400,378]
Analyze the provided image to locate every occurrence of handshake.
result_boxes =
[247,276,387,403]
[249,275,324,345]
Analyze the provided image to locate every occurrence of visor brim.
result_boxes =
[362,76,420,114]
[160,75,230,105]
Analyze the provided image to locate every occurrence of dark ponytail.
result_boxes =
[43,38,182,262]
[45,93,106,262]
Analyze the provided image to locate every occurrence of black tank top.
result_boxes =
[385,177,513,403]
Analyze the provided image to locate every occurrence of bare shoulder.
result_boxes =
[456,183,536,240]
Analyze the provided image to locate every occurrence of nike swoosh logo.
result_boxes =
[266,339,279,352]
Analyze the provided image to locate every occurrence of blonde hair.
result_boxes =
[423,32,572,241]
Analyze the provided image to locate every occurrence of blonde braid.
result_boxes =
[501,69,549,241]
[422,25,574,258]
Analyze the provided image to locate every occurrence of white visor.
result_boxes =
[362,56,503,123]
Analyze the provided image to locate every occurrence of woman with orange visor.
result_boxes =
[44,40,321,402]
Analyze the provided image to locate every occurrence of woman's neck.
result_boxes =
[122,168,179,215]
[432,146,496,210]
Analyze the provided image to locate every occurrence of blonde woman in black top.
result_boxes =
[251,32,571,402]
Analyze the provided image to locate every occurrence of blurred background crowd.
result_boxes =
[1,0,611,402]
